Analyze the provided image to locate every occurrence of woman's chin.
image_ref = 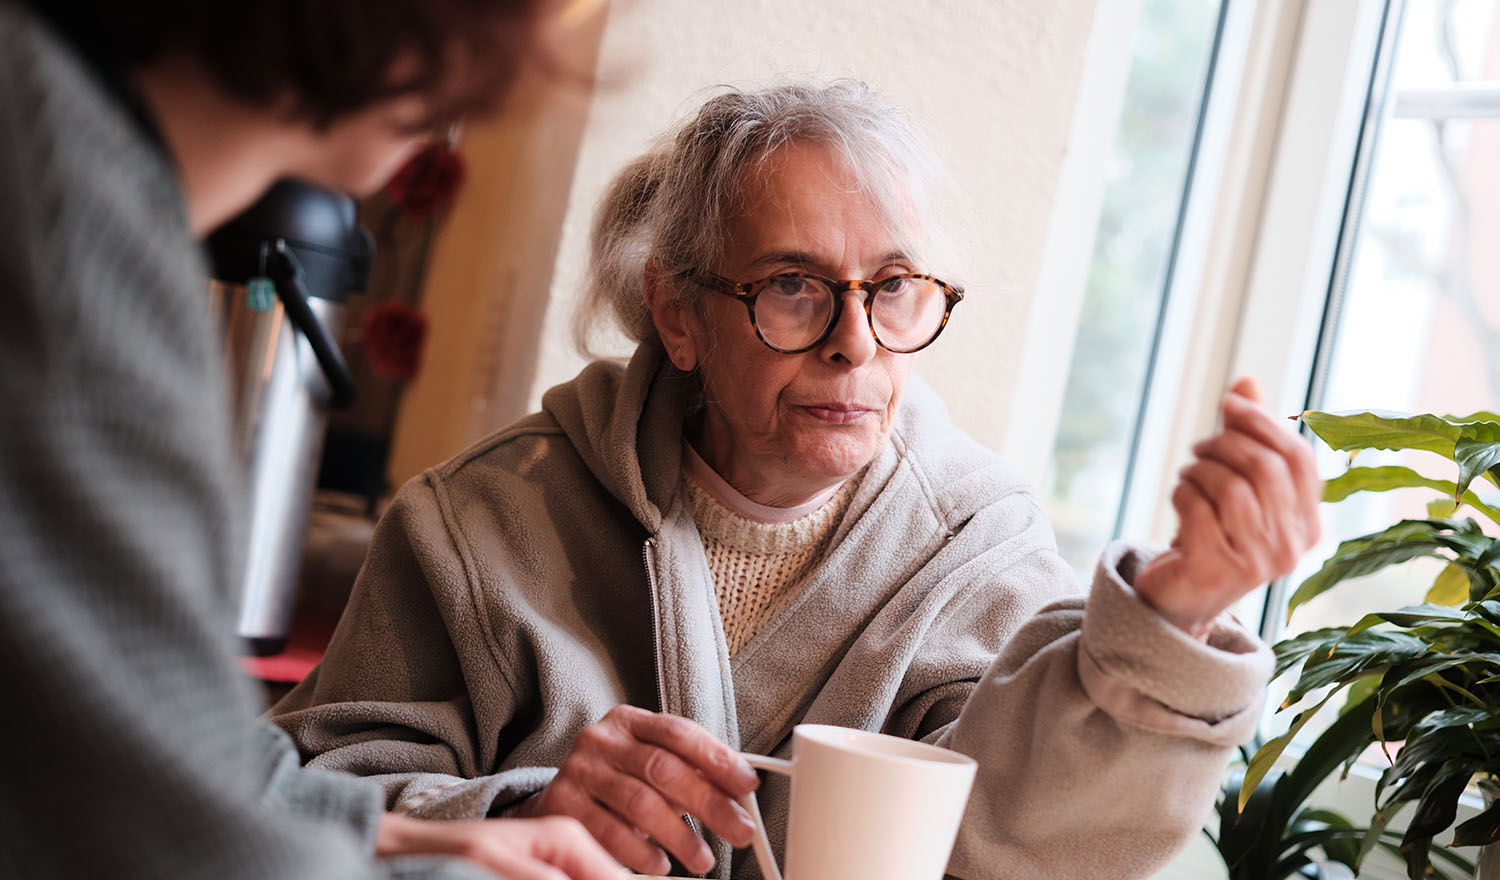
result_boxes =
[792,434,883,484]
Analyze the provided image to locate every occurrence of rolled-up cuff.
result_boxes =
[1078,540,1272,744]
[395,766,558,820]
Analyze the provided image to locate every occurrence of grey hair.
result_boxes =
[573,80,959,355]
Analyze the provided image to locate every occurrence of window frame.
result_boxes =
[1113,0,1393,635]
[1149,0,1500,874]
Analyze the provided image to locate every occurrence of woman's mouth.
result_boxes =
[799,403,873,424]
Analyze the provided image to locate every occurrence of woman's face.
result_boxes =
[660,141,920,506]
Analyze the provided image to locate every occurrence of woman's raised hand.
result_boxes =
[522,704,760,876]
[1133,377,1322,639]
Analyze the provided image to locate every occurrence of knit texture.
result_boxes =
[684,474,859,656]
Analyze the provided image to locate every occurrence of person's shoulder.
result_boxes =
[0,9,150,171]
[892,375,1038,507]
[0,6,195,285]
[422,358,632,485]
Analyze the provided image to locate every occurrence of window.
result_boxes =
[1147,0,1500,875]
[1041,0,1228,576]
[1282,0,1500,643]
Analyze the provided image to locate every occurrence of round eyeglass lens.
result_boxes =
[871,276,948,351]
[753,275,836,350]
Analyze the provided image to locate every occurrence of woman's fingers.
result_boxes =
[374,814,626,880]
[1137,377,1323,634]
[622,706,759,797]
[519,816,631,880]
[546,780,670,876]
[1178,457,1269,560]
[584,755,713,873]
[618,740,757,847]
[1219,389,1323,504]
[537,705,757,876]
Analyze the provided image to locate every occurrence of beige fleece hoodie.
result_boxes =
[270,345,1272,879]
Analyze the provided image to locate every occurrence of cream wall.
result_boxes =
[391,0,1106,487]
[529,0,1102,459]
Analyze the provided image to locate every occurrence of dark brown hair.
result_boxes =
[23,0,553,127]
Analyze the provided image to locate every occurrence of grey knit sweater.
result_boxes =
[0,6,491,878]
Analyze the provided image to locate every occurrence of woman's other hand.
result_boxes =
[374,812,625,880]
[519,704,760,876]
[1133,377,1322,639]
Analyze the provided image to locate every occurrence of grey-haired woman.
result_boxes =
[272,81,1321,879]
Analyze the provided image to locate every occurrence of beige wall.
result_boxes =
[391,0,1103,487]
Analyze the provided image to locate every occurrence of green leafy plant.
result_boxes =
[1237,411,1500,879]
[1212,742,1363,878]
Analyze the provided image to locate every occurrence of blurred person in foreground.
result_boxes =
[0,1,623,877]
[271,82,1324,879]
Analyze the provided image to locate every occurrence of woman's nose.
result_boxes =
[819,290,878,366]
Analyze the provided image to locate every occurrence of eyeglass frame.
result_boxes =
[679,268,965,355]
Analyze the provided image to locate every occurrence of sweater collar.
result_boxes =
[680,440,843,525]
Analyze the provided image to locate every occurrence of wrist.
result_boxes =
[1131,561,1215,642]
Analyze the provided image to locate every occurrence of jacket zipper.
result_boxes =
[641,536,669,715]
[643,534,710,870]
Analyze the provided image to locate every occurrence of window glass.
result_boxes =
[1042,0,1225,576]
[1273,0,1500,749]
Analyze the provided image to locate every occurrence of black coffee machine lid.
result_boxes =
[206,178,373,303]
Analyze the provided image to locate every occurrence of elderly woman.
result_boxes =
[272,81,1321,879]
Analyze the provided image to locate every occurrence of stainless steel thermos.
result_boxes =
[207,180,372,655]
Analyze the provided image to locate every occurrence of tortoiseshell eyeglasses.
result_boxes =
[681,269,964,354]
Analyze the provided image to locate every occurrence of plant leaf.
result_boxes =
[1401,759,1474,845]
[1453,797,1500,847]
[1455,438,1500,500]
[1427,563,1472,606]
[1240,695,1336,812]
[1357,805,1399,868]
[1218,769,1275,871]
[1371,603,1470,629]
[1267,695,1378,851]
[1288,519,1491,617]
[1341,673,1382,716]
[1283,630,1429,705]
[1302,411,1464,456]
[1323,465,1500,526]
[1274,628,1346,679]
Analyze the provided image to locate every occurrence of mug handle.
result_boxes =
[738,754,794,880]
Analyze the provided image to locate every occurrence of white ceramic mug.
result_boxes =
[736,724,977,880]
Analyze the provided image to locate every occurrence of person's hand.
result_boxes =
[1133,377,1322,639]
[374,812,624,880]
[518,704,759,876]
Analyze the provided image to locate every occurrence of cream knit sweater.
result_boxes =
[680,449,860,657]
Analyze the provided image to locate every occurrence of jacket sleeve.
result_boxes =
[270,478,556,819]
[901,534,1270,879]
[0,13,493,878]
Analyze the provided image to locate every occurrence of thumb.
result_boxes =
[1228,375,1264,405]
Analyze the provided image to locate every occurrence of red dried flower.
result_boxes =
[383,143,466,223]
[360,300,428,381]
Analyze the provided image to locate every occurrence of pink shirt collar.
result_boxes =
[681,440,843,524]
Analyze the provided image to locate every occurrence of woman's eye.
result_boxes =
[879,277,913,296]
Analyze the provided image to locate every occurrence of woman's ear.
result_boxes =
[644,259,700,372]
